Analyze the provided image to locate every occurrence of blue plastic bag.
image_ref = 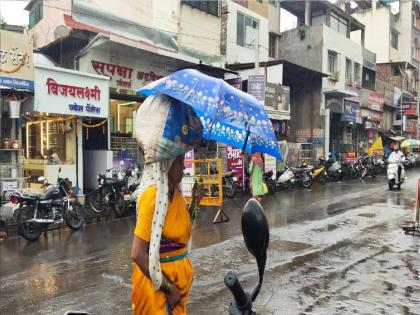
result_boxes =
[136,93,202,164]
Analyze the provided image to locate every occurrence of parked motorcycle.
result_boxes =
[263,170,276,195]
[225,198,269,315]
[276,165,312,189]
[360,156,376,179]
[223,171,239,199]
[323,156,343,181]
[387,157,405,190]
[11,168,84,241]
[404,152,416,168]
[122,168,141,210]
[310,161,328,184]
[209,170,239,199]
[88,165,131,217]
[276,167,294,190]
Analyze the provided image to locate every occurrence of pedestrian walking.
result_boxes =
[130,154,204,315]
[249,152,265,201]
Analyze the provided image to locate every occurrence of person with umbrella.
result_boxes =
[131,154,205,314]
[249,152,265,201]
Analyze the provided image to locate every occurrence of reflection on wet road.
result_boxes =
[1,171,419,314]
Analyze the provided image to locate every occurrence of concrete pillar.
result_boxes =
[324,108,330,157]
[305,0,311,26]
[76,120,84,195]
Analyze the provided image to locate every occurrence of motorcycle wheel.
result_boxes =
[269,180,276,195]
[88,189,107,213]
[224,180,237,199]
[302,177,313,188]
[319,174,327,185]
[64,200,85,230]
[16,206,42,241]
[114,194,127,217]
[388,183,393,190]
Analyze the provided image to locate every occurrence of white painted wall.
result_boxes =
[268,2,281,33]
[30,0,71,49]
[226,0,269,65]
[322,25,364,94]
[179,4,221,60]
[351,6,391,63]
[352,0,416,64]
[397,0,414,63]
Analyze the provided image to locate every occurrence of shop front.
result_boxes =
[78,41,191,169]
[360,90,385,153]
[340,96,362,159]
[24,64,109,193]
[0,29,34,216]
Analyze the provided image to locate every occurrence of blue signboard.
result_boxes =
[341,100,359,123]
[0,76,34,91]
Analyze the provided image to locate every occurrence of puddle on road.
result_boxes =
[269,239,312,252]
[358,213,377,218]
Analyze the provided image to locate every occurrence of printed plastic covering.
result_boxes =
[135,93,202,164]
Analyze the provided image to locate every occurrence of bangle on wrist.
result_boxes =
[161,280,173,294]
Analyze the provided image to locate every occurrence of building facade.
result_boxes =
[349,0,420,140]
[279,0,378,159]
[25,0,225,192]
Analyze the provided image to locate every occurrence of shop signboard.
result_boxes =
[341,100,359,123]
[247,75,266,103]
[226,145,244,182]
[367,92,384,112]
[184,150,195,175]
[226,77,242,90]
[326,97,343,113]
[34,65,109,118]
[264,153,277,176]
[296,128,324,144]
[0,30,34,90]
[265,83,290,117]
[346,151,357,162]
[406,119,417,133]
[403,101,417,116]
[369,110,383,122]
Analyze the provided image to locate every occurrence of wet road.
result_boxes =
[1,171,419,314]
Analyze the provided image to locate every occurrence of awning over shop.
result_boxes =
[389,136,406,142]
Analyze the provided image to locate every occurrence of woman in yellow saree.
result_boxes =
[131,155,201,314]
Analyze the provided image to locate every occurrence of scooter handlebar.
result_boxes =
[224,271,251,312]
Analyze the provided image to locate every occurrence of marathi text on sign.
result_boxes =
[68,103,101,114]
[46,78,101,100]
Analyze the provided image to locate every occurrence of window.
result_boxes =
[237,12,259,47]
[28,0,43,29]
[181,1,219,17]
[329,12,347,36]
[391,29,399,49]
[354,63,361,83]
[392,65,400,76]
[345,58,352,82]
[328,50,337,76]
[269,33,276,58]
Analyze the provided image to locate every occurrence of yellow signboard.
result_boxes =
[0,29,34,90]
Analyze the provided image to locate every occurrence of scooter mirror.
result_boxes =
[38,176,45,182]
[241,198,269,301]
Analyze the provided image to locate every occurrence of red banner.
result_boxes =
[226,146,243,182]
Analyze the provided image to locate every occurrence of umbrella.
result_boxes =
[401,139,419,149]
[137,69,282,160]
